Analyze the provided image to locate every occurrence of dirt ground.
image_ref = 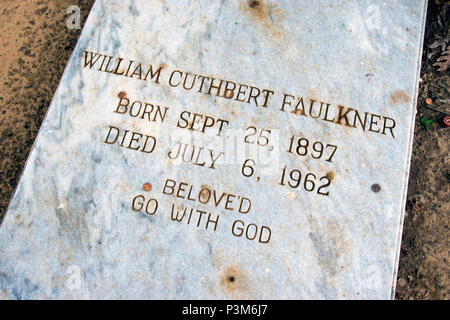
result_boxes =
[395,1,449,300]
[0,0,448,300]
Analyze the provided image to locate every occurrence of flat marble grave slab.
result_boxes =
[0,0,427,299]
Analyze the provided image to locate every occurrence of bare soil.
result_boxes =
[395,0,449,300]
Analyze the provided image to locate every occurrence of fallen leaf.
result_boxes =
[433,48,450,72]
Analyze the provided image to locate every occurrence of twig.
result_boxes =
[428,82,449,91]
[419,103,447,114]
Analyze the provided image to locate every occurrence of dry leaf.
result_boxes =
[428,36,449,51]
[429,40,444,50]
[433,48,450,72]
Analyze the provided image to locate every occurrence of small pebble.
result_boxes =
[398,278,407,287]
[439,115,450,128]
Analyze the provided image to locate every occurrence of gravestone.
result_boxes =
[0,0,427,299]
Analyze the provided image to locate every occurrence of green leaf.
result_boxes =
[419,117,435,131]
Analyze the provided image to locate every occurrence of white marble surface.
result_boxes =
[0,0,427,299]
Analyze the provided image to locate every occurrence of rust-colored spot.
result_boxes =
[143,183,152,192]
[224,89,234,99]
[220,266,247,294]
[246,0,265,18]
[291,108,305,117]
[249,0,260,8]
[326,171,335,181]
[239,0,286,40]
[199,185,211,202]
[390,90,410,104]
[118,91,127,99]
[425,97,433,105]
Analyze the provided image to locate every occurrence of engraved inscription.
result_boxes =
[80,49,404,245]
